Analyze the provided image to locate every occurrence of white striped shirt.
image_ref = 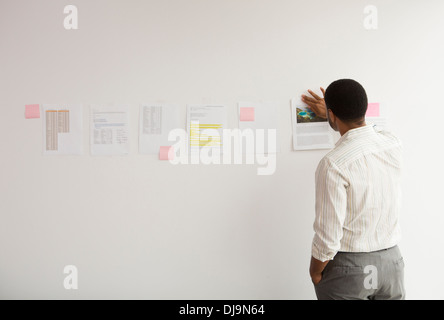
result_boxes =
[312,125,403,262]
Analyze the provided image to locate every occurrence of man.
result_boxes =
[302,79,405,300]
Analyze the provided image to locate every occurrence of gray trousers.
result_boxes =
[314,246,406,300]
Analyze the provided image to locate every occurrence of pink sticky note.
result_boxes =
[25,104,40,119]
[366,103,380,117]
[159,146,174,160]
[240,107,255,121]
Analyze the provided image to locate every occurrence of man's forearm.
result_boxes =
[310,256,330,278]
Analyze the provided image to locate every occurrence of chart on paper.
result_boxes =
[42,104,83,155]
[139,104,182,155]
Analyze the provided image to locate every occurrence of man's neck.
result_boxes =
[338,119,367,136]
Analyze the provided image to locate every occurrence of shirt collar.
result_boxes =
[335,124,375,147]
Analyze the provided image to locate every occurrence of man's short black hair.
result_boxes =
[324,79,368,122]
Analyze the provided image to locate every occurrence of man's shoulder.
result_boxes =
[316,152,341,175]
[377,129,403,147]
[319,129,402,170]
[319,143,351,168]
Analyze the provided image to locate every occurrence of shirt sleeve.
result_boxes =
[312,157,349,262]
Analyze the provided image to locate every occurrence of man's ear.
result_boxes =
[328,109,335,122]
[327,109,339,132]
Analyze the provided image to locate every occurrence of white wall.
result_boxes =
[1,0,443,299]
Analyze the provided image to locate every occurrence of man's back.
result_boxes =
[313,125,403,261]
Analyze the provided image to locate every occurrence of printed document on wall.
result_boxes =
[367,117,389,132]
[90,105,130,155]
[238,101,279,154]
[187,105,227,155]
[366,102,389,132]
[42,104,83,155]
[291,99,335,151]
[139,104,182,154]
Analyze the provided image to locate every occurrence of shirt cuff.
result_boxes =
[312,241,336,262]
